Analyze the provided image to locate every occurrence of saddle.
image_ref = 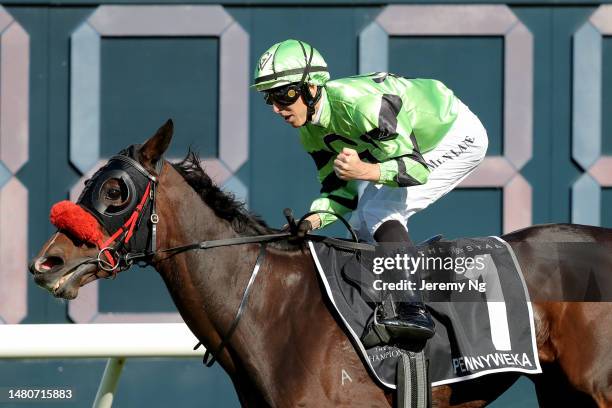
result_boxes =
[307,235,541,390]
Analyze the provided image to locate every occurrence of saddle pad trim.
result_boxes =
[307,240,396,390]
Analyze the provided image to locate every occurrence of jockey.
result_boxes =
[253,39,488,341]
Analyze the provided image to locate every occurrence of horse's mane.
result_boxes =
[170,150,275,236]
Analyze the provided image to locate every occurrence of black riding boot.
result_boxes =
[373,220,435,341]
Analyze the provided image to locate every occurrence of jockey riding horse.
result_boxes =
[253,39,489,342]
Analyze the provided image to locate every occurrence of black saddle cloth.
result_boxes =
[307,236,541,389]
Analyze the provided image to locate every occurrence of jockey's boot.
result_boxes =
[373,220,435,341]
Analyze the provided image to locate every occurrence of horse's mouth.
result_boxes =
[49,262,99,300]
[34,255,64,275]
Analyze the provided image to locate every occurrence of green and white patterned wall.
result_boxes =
[0,1,610,406]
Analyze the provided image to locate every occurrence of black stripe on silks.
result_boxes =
[364,128,394,141]
[321,173,347,193]
[364,94,403,141]
[407,132,428,169]
[308,150,336,170]
[359,134,380,150]
[328,194,358,210]
[323,134,357,153]
[357,150,380,164]
[400,152,429,170]
[397,132,429,169]
[367,72,403,83]
[385,132,429,171]
[395,158,424,187]
[378,94,402,136]
[372,73,387,83]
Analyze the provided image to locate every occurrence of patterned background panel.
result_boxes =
[68,5,249,323]
[360,5,533,235]
[572,5,612,226]
[0,5,28,325]
[2,2,611,407]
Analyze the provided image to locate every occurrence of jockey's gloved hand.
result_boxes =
[285,219,312,243]
[282,214,320,241]
[296,219,313,239]
[282,220,312,240]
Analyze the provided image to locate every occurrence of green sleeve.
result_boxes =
[300,129,359,228]
[310,180,359,228]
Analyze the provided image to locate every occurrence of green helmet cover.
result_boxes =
[253,39,330,92]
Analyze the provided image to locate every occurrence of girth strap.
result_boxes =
[397,351,430,408]
[194,243,268,367]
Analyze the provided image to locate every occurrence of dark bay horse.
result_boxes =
[29,121,611,407]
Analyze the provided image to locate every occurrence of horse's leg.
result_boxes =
[229,371,273,407]
[536,302,611,407]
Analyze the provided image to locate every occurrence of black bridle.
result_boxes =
[78,155,373,367]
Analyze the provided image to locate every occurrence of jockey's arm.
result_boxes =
[351,103,430,188]
[308,178,359,229]
[302,95,431,230]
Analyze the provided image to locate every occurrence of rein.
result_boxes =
[67,156,373,367]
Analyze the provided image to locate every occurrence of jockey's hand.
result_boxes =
[281,214,321,238]
[296,219,313,239]
[303,214,322,230]
[333,148,380,182]
[295,214,321,239]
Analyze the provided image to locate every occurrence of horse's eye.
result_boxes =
[106,188,121,201]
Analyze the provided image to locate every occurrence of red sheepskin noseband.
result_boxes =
[49,180,153,270]
[49,200,119,268]
[50,201,104,245]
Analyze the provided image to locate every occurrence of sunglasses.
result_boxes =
[264,84,302,106]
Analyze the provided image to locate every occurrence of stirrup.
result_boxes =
[376,304,435,342]
[361,305,393,347]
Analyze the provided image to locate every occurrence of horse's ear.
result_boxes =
[140,119,173,172]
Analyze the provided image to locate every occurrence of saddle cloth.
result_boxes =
[307,236,542,389]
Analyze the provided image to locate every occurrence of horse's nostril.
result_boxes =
[32,256,64,273]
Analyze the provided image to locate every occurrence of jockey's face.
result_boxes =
[269,85,317,128]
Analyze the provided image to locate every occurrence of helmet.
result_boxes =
[253,39,329,92]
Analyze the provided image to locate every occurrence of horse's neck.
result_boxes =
[153,168,357,405]
[150,169,299,401]
[223,246,339,405]
[153,169,248,358]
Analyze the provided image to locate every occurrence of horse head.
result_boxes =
[29,119,173,300]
